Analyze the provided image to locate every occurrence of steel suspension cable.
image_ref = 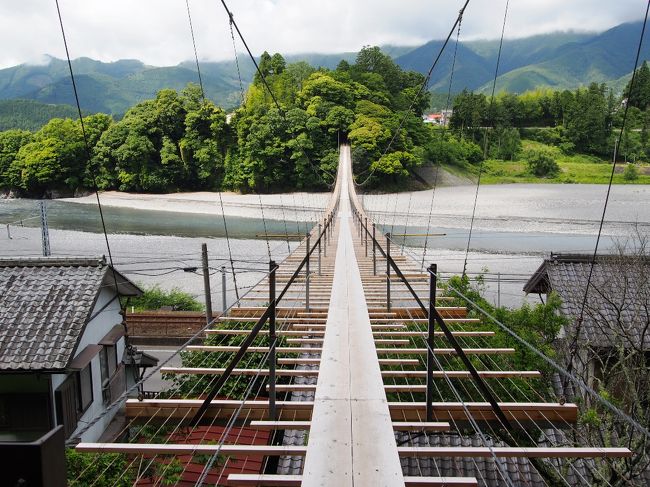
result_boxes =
[229,18,246,106]
[185,0,205,100]
[54,0,123,312]
[565,0,650,391]
[355,0,471,187]
[258,193,272,260]
[421,16,464,271]
[462,0,510,277]
[217,0,334,187]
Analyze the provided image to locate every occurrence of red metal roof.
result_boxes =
[136,426,271,486]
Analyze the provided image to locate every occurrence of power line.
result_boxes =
[356,0,471,187]
[462,0,510,277]
[185,0,205,100]
[54,0,123,312]
[567,0,650,389]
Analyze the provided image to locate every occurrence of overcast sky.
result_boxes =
[0,0,646,69]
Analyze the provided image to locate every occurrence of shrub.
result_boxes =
[525,149,560,177]
[623,163,639,181]
[129,285,203,311]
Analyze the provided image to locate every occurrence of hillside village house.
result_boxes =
[0,257,144,444]
[524,253,650,396]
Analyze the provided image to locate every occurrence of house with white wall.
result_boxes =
[0,257,143,443]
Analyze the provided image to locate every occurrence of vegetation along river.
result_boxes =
[2,183,649,307]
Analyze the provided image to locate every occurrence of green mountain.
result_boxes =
[0,52,366,118]
[0,99,80,131]
[0,21,648,126]
[478,22,650,93]
[392,22,650,95]
[394,40,494,92]
[0,56,244,115]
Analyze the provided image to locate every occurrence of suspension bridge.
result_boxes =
[74,146,633,486]
[43,0,650,483]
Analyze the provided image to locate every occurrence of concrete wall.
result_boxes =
[50,287,126,443]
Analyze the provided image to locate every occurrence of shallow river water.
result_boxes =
[2,183,649,308]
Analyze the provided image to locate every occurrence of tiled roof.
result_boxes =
[395,431,605,486]
[524,254,650,349]
[0,257,140,371]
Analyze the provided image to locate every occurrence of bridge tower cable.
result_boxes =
[185,0,205,100]
[357,0,471,191]
[565,0,650,391]
[184,0,241,304]
[421,14,464,271]
[462,0,510,278]
[54,0,123,311]
[218,0,334,187]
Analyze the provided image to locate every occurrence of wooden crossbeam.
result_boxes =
[277,357,420,366]
[248,420,451,432]
[286,338,410,345]
[289,323,406,330]
[396,447,633,459]
[369,318,480,324]
[205,329,326,337]
[187,346,322,354]
[226,474,478,486]
[382,371,541,380]
[375,348,514,355]
[124,399,579,425]
[202,329,498,339]
[160,367,319,377]
[388,402,578,425]
[76,443,306,456]
[163,367,537,379]
[77,443,629,460]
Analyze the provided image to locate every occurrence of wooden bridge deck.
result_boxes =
[77,145,632,486]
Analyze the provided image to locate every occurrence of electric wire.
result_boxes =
[54,0,123,313]
[566,0,650,392]
[355,0,471,187]
[185,0,205,100]
[462,0,510,278]
[217,0,334,187]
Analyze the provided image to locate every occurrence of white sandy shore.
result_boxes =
[62,191,330,220]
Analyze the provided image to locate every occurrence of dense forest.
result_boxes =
[2,50,650,196]
[0,47,430,196]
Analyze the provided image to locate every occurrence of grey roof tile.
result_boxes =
[0,257,137,371]
[524,254,650,349]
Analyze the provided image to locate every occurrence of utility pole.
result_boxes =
[39,201,50,256]
[201,243,213,324]
[221,265,227,312]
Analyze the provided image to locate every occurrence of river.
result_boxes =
[2,183,649,308]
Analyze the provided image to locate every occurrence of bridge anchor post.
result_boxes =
[372,223,377,276]
[318,223,322,276]
[364,217,368,257]
[386,233,391,311]
[427,263,437,422]
[269,260,277,420]
[305,233,310,311]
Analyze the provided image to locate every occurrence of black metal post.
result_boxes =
[221,265,227,311]
[372,223,377,276]
[364,217,368,257]
[386,233,391,311]
[305,233,310,311]
[269,260,277,420]
[318,223,322,276]
[426,263,437,422]
[324,219,328,257]
[201,243,213,325]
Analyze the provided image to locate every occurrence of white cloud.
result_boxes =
[0,0,647,69]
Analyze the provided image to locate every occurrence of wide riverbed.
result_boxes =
[2,184,648,308]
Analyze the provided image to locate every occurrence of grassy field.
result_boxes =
[451,140,650,185]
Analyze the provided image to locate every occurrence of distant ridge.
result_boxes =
[0,22,647,125]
